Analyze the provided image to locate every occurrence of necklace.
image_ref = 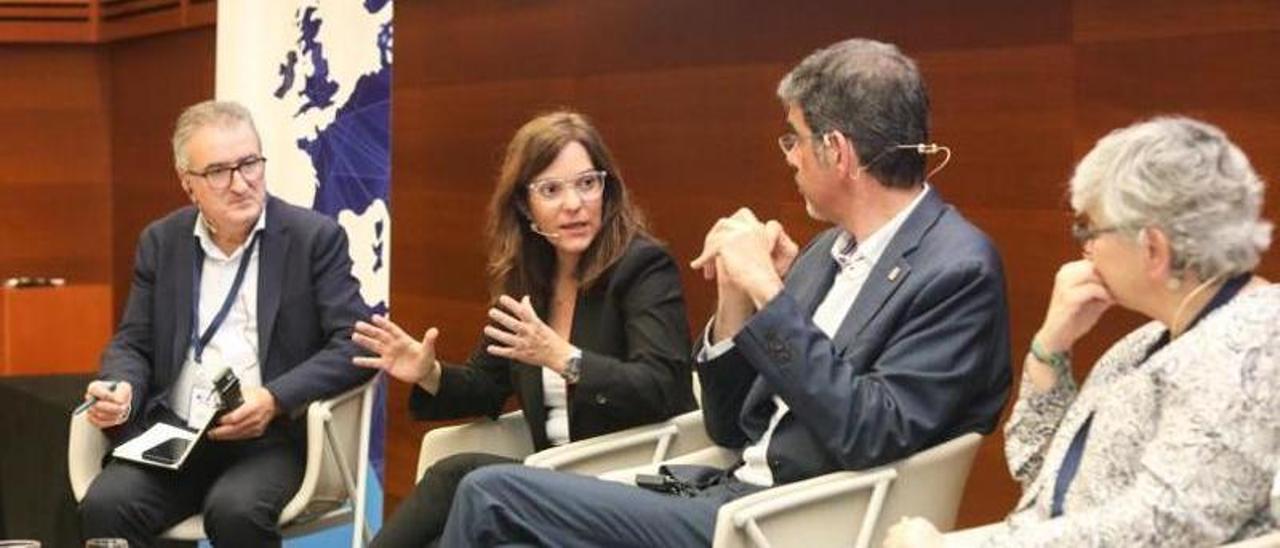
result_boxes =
[1169,273,1227,338]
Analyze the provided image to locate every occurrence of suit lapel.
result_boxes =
[518,365,549,447]
[169,220,197,382]
[787,231,840,316]
[257,197,288,368]
[832,190,947,344]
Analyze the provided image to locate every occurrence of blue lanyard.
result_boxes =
[191,231,262,364]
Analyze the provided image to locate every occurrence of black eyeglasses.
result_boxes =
[1071,219,1137,245]
[186,156,267,190]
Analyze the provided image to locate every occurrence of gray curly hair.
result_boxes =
[1070,116,1271,280]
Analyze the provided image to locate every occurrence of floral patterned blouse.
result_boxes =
[983,283,1280,547]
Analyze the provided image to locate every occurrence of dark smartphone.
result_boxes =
[635,473,689,496]
[212,368,244,412]
[141,437,190,465]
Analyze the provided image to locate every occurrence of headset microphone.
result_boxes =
[529,222,562,239]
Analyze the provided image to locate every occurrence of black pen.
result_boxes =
[73,380,120,415]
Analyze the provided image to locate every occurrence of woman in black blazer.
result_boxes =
[353,111,696,547]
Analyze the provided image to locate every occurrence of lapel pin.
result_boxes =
[887,266,901,282]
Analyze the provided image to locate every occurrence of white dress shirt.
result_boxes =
[169,211,266,426]
[541,367,570,446]
[700,185,931,487]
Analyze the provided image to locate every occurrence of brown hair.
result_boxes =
[485,110,649,308]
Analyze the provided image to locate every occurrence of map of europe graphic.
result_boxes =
[264,1,392,504]
[275,0,392,314]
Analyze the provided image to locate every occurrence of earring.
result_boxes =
[1166,277,1182,291]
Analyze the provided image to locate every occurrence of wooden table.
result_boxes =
[0,284,111,375]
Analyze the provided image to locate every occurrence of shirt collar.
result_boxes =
[830,183,932,271]
[193,207,266,261]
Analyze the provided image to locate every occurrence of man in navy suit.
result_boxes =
[77,100,373,547]
[438,38,1013,546]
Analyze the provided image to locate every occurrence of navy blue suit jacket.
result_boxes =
[697,189,1012,485]
[100,195,374,443]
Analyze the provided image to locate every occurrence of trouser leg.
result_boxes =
[79,461,210,548]
[371,452,518,548]
[200,435,304,548]
[441,464,757,548]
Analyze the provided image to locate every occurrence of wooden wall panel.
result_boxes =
[106,28,214,316]
[0,46,111,286]
[1075,29,1280,283]
[391,0,1280,530]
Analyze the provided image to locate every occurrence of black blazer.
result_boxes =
[410,236,697,451]
[698,189,1012,485]
[100,196,375,443]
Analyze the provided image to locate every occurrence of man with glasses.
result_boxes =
[77,100,373,547]
[436,38,1013,546]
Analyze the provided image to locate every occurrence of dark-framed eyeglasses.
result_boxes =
[528,169,607,203]
[1071,219,1137,245]
[186,156,267,190]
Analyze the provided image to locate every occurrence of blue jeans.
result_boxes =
[440,464,763,547]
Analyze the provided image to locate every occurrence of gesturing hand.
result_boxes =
[484,295,575,372]
[207,386,278,440]
[352,315,441,385]
[1036,260,1115,354]
[83,380,133,429]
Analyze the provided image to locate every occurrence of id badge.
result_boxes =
[188,386,219,430]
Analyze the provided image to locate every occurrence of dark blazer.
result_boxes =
[410,236,697,451]
[698,189,1012,485]
[100,195,375,443]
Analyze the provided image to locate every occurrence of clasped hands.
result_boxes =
[690,207,799,308]
[352,295,574,387]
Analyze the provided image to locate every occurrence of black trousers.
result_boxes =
[79,430,303,548]
[371,452,518,548]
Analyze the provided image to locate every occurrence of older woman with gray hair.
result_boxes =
[886,116,1279,547]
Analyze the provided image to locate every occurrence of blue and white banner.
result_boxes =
[216,1,392,545]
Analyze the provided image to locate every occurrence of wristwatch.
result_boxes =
[560,347,583,384]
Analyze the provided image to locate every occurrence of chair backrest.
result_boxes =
[68,412,111,502]
[280,376,377,526]
[416,410,534,480]
[869,432,983,544]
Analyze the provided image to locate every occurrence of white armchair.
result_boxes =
[709,432,982,548]
[416,408,715,482]
[524,409,712,475]
[416,410,534,481]
[68,376,380,546]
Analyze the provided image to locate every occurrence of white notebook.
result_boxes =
[112,418,211,470]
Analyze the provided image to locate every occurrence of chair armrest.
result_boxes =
[713,467,898,548]
[525,409,715,476]
[68,412,111,502]
[598,445,740,484]
[416,410,533,481]
[524,422,677,474]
